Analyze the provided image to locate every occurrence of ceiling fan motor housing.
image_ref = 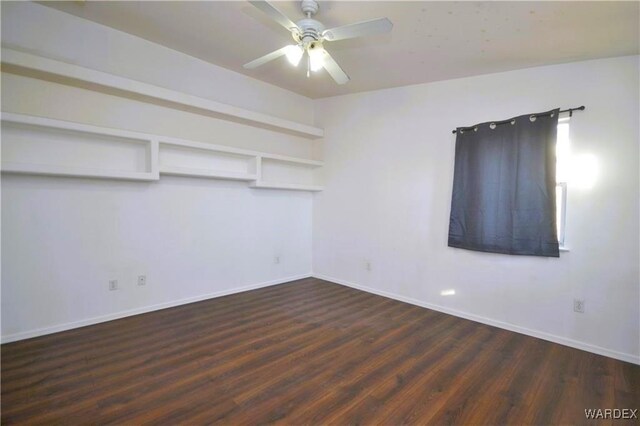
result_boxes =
[294,18,325,44]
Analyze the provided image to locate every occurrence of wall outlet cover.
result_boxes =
[109,280,118,291]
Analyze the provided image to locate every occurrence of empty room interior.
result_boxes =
[1,0,639,424]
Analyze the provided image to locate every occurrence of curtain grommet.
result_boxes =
[489,123,497,130]
[529,115,537,122]
[474,126,478,132]
[510,119,516,125]
[459,129,464,134]
[550,112,555,118]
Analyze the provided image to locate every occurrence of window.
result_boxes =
[449,111,561,256]
[556,118,570,247]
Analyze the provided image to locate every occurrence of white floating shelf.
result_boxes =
[159,138,259,157]
[1,113,323,191]
[250,182,324,192]
[259,155,324,167]
[160,165,257,181]
[1,48,324,139]
[1,162,158,181]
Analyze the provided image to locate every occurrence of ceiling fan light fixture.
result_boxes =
[308,46,325,72]
[245,1,392,84]
[285,44,304,66]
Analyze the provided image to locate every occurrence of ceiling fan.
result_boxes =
[244,0,393,85]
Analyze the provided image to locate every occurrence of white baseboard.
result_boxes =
[1,273,312,344]
[313,273,640,365]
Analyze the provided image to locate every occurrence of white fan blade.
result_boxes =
[243,46,289,69]
[322,18,393,42]
[249,1,300,32]
[322,49,350,85]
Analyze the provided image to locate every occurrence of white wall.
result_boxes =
[1,2,315,341]
[313,56,640,363]
[1,73,313,159]
[2,175,311,340]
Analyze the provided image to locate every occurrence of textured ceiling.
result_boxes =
[42,1,639,99]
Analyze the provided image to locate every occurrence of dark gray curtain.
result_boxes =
[448,109,560,257]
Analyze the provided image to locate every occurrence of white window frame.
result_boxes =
[556,118,570,250]
[556,182,567,248]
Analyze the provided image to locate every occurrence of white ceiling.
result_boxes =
[42,1,639,99]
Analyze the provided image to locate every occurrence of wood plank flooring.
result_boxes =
[2,277,638,424]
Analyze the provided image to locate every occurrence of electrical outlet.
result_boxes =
[274,256,280,264]
[574,299,585,313]
[137,275,146,286]
[109,280,118,291]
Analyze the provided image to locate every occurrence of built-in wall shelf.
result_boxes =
[159,166,257,182]
[253,156,323,192]
[1,48,324,140]
[1,113,159,181]
[1,162,158,181]
[249,182,324,192]
[158,139,258,182]
[1,113,323,191]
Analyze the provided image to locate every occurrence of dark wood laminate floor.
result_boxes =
[2,278,638,425]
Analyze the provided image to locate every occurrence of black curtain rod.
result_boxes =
[452,106,585,134]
